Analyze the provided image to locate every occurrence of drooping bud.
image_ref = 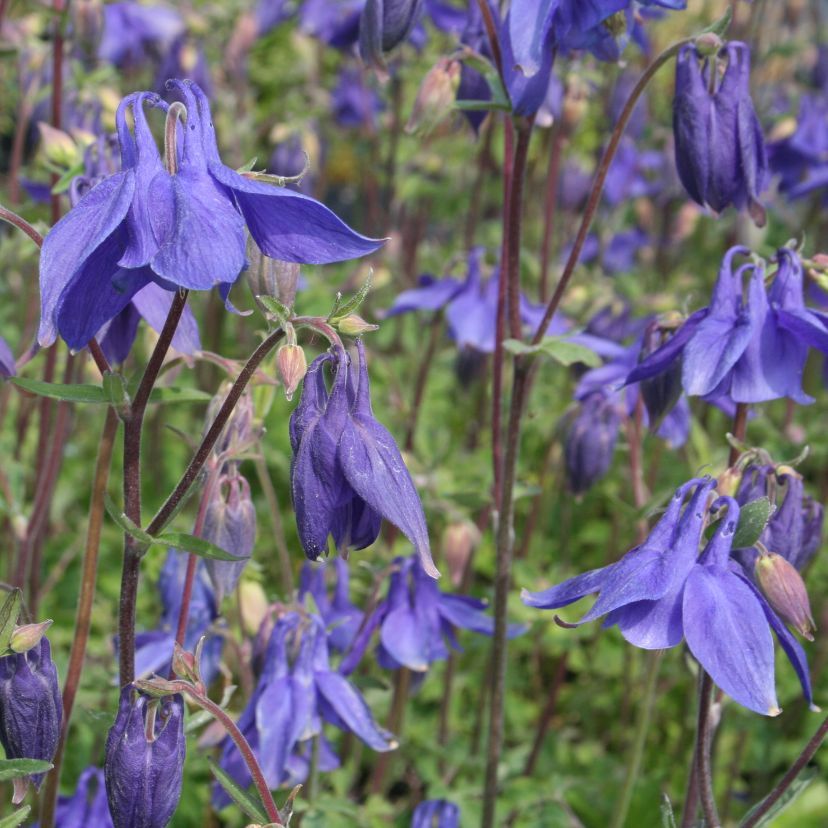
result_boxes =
[104,687,186,828]
[9,619,53,654]
[359,0,423,69]
[203,474,257,602]
[442,522,478,587]
[277,344,308,401]
[0,638,62,791]
[755,552,816,640]
[405,58,461,136]
[206,386,257,458]
[564,394,620,495]
[238,580,269,637]
[72,1,104,62]
[38,123,82,168]
[336,314,379,336]
[638,321,683,430]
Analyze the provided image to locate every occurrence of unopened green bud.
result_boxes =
[37,123,81,168]
[694,32,724,57]
[247,237,300,309]
[238,581,269,636]
[277,344,307,401]
[336,314,379,336]
[9,619,52,654]
[406,57,461,136]
[755,552,815,641]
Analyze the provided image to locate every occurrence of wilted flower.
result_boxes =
[628,246,828,404]
[104,688,186,828]
[34,767,113,828]
[202,473,257,601]
[673,42,768,221]
[523,479,816,714]
[290,340,437,577]
[0,637,62,791]
[217,611,394,794]
[38,81,381,350]
[340,555,522,674]
[299,558,363,652]
[412,799,460,828]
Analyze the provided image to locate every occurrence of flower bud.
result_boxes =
[277,344,308,401]
[565,394,620,495]
[359,0,423,68]
[238,580,269,637]
[9,619,53,654]
[405,58,461,136]
[693,32,723,56]
[206,386,256,457]
[203,475,257,602]
[105,688,186,828]
[72,1,104,61]
[336,314,379,336]
[38,123,82,168]
[51,766,112,828]
[755,552,816,640]
[0,638,62,790]
[442,522,478,587]
[638,322,683,430]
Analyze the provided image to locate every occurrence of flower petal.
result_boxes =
[683,566,779,715]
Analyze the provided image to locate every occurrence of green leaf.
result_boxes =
[11,376,107,404]
[208,757,269,823]
[103,371,131,408]
[236,156,258,173]
[104,494,154,545]
[739,766,818,827]
[158,531,241,561]
[503,337,601,367]
[329,271,373,322]
[705,497,772,548]
[0,590,22,653]
[0,758,53,781]
[454,99,511,113]
[148,387,214,404]
[257,295,292,326]
[660,794,677,828]
[50,161,85,194]
[0,805,31,828]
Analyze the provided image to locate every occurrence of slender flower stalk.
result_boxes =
[119,292,188,686]
[40,408,119,828]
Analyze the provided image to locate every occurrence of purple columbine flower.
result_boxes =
[628,246,828,404]
[217,611,395,794]
[523,479,816,714]
[332,68,385,130]
[38,81,381,351]
[290,340,437,577]
[97,2,185,69]
[105,688,186,828]
[0,637,62,790]
[202,472,257,602]
[340,555,523,674]
[34,767,113,828]
[133,549,223,684]
[768,93,828,201]
[299,558,364,652]
[673,42,768,221]
[564,392,621,495]
[412,799,460,828]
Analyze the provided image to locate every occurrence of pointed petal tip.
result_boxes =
[809,703,822,713]
[768,705,782,717]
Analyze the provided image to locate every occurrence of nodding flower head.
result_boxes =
[38,81,382,351]
[104,687,186,828]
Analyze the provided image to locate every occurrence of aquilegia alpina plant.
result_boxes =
[3,3,828,827]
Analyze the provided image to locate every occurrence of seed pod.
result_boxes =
[755,552,816,640]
